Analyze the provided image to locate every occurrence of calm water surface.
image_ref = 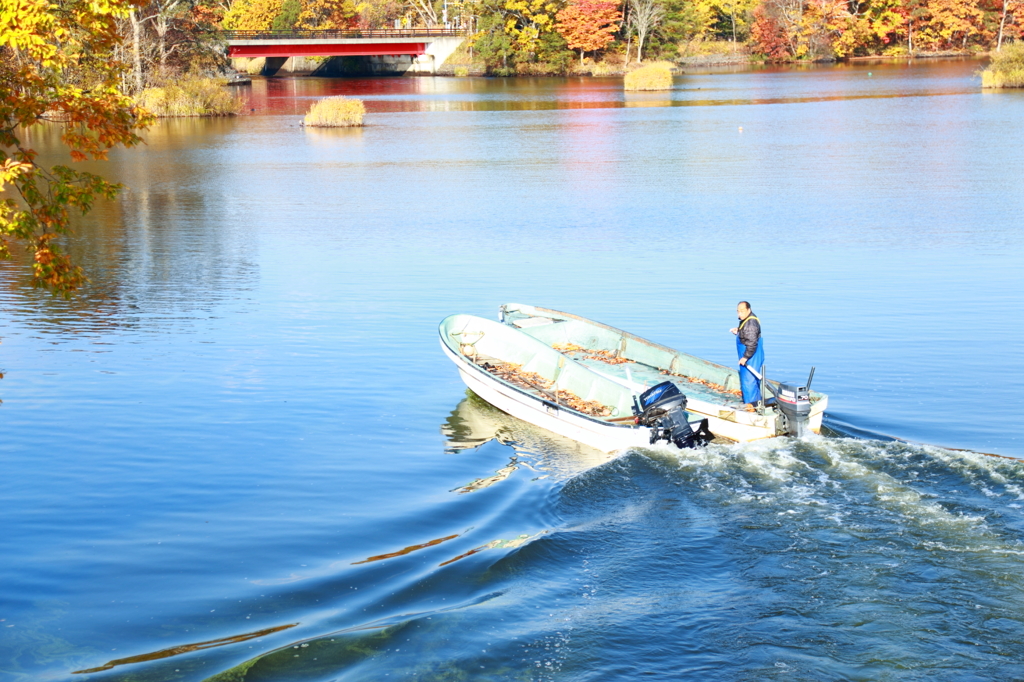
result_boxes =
[2,60,1024,681]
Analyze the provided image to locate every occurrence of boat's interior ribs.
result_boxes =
[472,356,614,418]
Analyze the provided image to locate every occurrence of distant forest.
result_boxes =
[117,0,1021,81]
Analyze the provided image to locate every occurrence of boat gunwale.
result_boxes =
[501,303,827,403]
[438,318,641,432]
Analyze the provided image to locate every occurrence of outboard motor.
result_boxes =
[634,381,713,449]
[767,368,815,438]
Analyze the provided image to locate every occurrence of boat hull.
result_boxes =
[441,341,654,453]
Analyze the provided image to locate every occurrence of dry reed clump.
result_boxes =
[136,77,240,118]
[981,42,1024,88]
[303,96,365,127]
[624,62,674,91]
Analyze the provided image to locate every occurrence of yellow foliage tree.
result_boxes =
[222,0,286,30]
[796,0,850,58]
[919,0,986,49]
[712,0,757,43]
[503,0,561,53]
[0,0,152,295]
[297,0,358,28]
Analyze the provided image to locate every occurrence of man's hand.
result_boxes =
[730,327,738,335]
[738,357,747,366]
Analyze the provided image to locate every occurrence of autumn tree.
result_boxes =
[408,0,441,26]
[355,0,403,28]
[921,0,986,49]
[626,0,665,62]
[658,0,718,49]
[222,0,286,29]
[1,0,152,296]
[296,0,358,28]
[996,0,1021,47]
[470,10,518,71]
[750,2,792,57]
[712,0,757,44]
[555,0,622,64]
[505,0,562,54]
[272,0,302,28]
[115,0,227,89]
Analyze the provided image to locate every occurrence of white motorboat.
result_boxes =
[439,305,827,454]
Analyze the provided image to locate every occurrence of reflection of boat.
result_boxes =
[441,393,516,453]
[439,305,827,451]
[442,392,613,473]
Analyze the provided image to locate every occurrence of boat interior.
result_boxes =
[440,314,638,421]
[501,307,752,408]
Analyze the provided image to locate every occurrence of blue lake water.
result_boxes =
[2,58,1023,681]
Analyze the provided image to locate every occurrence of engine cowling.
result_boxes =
[634,381,713,449]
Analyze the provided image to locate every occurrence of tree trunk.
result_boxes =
[130,9,143,92]
[997,0,1008,50]
[637,30,646,63]
[157,19,167,75]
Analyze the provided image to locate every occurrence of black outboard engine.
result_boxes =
[767,368,815,437]
[634,381,713,449]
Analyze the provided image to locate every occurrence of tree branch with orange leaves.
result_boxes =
[0,0,153,297]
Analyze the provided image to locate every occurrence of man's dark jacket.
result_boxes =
[739,315,761,360]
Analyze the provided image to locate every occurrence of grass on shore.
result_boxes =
[981,42,1024,88]
[624,62,674,91]
[304,96,365,127]
[137,77,240,117]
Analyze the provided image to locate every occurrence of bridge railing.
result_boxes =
[221,28,466,40]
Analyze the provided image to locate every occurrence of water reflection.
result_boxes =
[450,456,519,493]
[0,118,258,336]
[441,392,613,476]
[350,533,461,565]
[232,58,985,116]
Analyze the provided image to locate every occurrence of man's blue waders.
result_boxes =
[736,323,764,405]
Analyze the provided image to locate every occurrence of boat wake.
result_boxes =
[101,396,1024,682]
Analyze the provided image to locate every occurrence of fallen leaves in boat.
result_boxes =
[479,361,612,416]
[552,390,612,417]
[553,344,630,365]
[581,349,631,365]
[661,370,743,397]
[480,360,552,390]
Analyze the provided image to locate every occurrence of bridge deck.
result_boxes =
[222,29,464,59]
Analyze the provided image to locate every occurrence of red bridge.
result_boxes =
[222,28,465,59]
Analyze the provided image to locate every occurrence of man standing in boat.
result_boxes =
[730,301,764,407]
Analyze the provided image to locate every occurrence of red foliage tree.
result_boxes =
[555,0,623,64]
[750,5,792,61]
